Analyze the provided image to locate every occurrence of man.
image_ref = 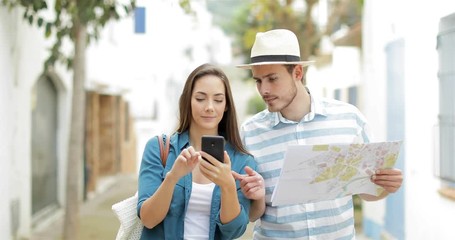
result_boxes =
[233,29,403,239]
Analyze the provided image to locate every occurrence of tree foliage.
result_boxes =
[1,0,136,70]
[211,0,362,113]
[228,0,321,65]
[222,0,363,67]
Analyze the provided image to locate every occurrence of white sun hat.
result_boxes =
[237,29,314,69]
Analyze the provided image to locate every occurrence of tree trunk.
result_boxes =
[63,19,87,240]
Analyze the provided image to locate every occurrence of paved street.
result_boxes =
[30,174,254,240]
[30,174,368,240]
[31,174,138,240]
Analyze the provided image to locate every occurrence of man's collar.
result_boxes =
[269,92,327,127]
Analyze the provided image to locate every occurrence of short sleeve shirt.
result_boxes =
[241,94,369,239]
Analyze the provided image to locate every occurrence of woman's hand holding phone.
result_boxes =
[199,135,235,188]
[199,151,235,189]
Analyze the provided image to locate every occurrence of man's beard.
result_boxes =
[265,86,297,113]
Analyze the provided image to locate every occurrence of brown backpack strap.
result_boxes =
[158,134,170,166]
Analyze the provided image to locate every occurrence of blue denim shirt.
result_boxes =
[137,131,256,239]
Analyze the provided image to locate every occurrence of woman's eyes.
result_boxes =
[195,98,224,103]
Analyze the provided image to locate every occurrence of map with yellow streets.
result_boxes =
[271,141,402,206]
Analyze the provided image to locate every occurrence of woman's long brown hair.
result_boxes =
[176,63,249,155]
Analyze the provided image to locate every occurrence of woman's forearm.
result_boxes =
[140,172,179,228]
[219,179,241,224]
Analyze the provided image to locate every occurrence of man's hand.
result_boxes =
[232,166,266,221]
[232,166,265,200]
[371,168,403,194]
[360,168,403,201]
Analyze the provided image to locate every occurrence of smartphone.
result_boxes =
[201,135,225,163]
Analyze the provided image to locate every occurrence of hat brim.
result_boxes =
[236,60,314,69]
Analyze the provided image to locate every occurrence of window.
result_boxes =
[134,7,146,34]
[437,12,455,182]
[348,86,358,106]
[334,89,341,100]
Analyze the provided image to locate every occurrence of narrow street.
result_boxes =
[30,173,369,240]
[31,174,138,240]
[30,174,255,240]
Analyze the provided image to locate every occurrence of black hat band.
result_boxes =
[251,55,301,63]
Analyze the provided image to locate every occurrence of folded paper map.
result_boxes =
[271,141,402,206]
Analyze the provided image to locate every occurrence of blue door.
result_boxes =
[384,38,406,240]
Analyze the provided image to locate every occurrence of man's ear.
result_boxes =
[294,65,303,81]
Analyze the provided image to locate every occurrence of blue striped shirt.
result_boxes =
[241,94,370,239]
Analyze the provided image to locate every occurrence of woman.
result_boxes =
[137,63,256,239]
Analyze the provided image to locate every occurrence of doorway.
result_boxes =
[31,75,59,217]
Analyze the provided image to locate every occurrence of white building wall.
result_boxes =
[360,0,393,232]
[363,0,455,239]
[403,2,455,239]
[86,0,235,169]
[0,7,14,239]
[1,3,73,238]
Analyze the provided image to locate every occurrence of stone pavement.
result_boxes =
[30,174,254,240]
[30,173,368,240]
[31,174,139,240]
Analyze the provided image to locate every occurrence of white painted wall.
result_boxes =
[86,0,236,170]
[363,0,455,239]
[1,2,73,238]
[360,0,391,231]
[0,7,14,239]
[403,2,455,239]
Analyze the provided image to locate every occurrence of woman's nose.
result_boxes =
[205,101,214,112]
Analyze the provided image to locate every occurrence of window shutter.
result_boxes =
[437,13,455,181]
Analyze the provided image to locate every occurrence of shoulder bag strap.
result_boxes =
[157,134,170,166]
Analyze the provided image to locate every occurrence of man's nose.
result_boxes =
[258,83,269,95]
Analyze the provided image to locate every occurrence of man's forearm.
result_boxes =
[249,198,266,222]
[359,190,389,201]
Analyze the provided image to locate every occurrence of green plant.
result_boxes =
[247,94,266,115]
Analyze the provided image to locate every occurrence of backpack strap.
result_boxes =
[157,134,170,166]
